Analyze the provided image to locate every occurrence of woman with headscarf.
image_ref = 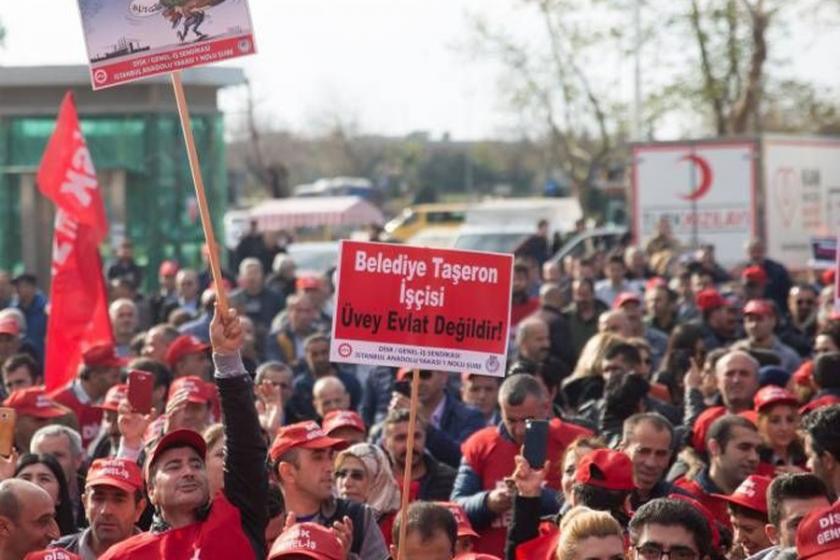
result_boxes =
[334,442,401,547]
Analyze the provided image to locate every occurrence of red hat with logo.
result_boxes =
[613,292,641,309]
[85,457,144,494]
[164,335,210,368]
[711,475,771,515]
[158,260,179,277]
[95,384,128,412]
[269,522,344,560]
[24,551,82,560]
[695,289,727,313]
[167,376,211,404]
[82,343,127,369]
[269,421,350,463]
[742,266,768,284]
[322,410,366,436]
[0,317,20,336]
[144,429,206,481]
[575,449,635,491]
[796,501,840,559]
[744,299,775,317]
[822,269,836,287]
[3,388,69,419]
[438,501,479,539]
[753,386,799,413]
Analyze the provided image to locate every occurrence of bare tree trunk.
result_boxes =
[690,0,728,134]
[730,0,769,133]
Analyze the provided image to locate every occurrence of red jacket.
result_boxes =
[673,472,730,529]
[99,494,253,560]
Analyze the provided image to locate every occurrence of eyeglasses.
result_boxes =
[403,370,433,380]
[635,544,699,560]
[335,469,366,481]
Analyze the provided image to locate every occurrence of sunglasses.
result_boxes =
[403,370,433,380]
[335,469,366,481]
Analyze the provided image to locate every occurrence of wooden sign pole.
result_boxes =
[396,370,422,560]
[170,70,230,313]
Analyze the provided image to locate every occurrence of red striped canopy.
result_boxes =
[249,196,384,232]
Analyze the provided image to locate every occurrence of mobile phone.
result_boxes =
[127,370,154,414]
[523,419,549,469]
[393,380,412,398]
[0,408,16,457]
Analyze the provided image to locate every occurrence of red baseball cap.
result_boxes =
[296,276,323,291]
[0,317,20,336]
[269,522,344,560]
[24,551,82,560]
[85,458,144,494]
[711,475,771,515]
[794,360,814,387]
[164,335,210,368]
[438,501,479,539]
[575,449,635,491]
[144,429,207,481]
[269,421,349,463]
[691,406,727,452]
[95,384,128,412]
[753,386,799,413]
[82,343,127,369]
[695,289,727,312]
[158,260,179,277]
[645,277,667,291]
[168,376,211,404]
[800,395,840,416]
[822,269,836,286]
[322,410,366,436]
[3,388,69,419]
[742,266,768,284]
[797,501,840,559]
[613,292,641,309]
[744,299,775,317]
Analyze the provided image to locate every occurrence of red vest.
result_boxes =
[99,494,255,560]
[49,385,103,449]
[462,418,591,556]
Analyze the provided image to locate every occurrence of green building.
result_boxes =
[0,65,244,288]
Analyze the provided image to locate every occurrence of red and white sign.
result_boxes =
[76,0,256,90]
[632,141,756,265]
[330,241,513,376]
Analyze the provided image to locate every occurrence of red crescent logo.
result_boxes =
[678,154,713,201]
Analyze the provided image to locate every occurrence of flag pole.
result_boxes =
[397,369,422,560]
[170,70,229,313]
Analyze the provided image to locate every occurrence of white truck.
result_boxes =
[631,135,840,268]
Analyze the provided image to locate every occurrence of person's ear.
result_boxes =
[389,544,398,558]
[0,516,10,538]
[765,522,779,546]
[708,439,721,458]
[147,479,158,508]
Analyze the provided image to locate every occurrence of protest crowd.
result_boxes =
[4,219,840,560]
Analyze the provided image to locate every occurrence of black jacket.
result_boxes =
[419,452,457,501]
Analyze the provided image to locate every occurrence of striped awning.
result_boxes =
[249,196,384,232]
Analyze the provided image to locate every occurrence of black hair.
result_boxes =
[607,254,625,267]
[728,502,767,523]
[818,321,840,351]
[629,498,712,557]
[571,482,632,527]
[126,358,173,393]
[813,352,840,390]
[15,453,76,536]
[267,484,285,518]
[604,373,650,424]
[513,262,530,276]
[661,323,704,375]
[767,473,832,528]
[392,501,456,551]
[603,342,642,368]
[803,405,840,463]
[706,415,758,451]
[1,353,40,382]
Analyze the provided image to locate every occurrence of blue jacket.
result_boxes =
[359,367,398,428]
[17,292,47,362]
[426,393,486,468]
[290,364,363,421]
[450,422,560,530]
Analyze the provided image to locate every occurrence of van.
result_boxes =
[384,203,469,242]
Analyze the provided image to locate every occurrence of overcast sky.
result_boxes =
[1,0,838,140]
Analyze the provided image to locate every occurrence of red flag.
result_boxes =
[37,92,114,391]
